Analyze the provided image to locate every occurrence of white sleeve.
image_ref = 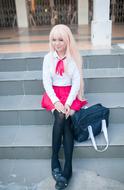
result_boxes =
[65,63,80,106]
[42,55,59,104]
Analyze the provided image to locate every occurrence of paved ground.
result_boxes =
[0,170,124,190]
[0,158,124,189]
[0,24,124,53]
[38,170,124,190]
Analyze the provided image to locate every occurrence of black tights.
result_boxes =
[52,110,74,179]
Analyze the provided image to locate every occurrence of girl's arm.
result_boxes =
[42,54,59,104]
[65,62,80,106]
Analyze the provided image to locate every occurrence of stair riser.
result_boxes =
[0,77,124,95]
[0,108,123,125]
[0,146,124,159]
[0,54,124,72]
[0,81,44,96]
[0,58,43,72]
[83,55,124,69]
[84,78,124,93]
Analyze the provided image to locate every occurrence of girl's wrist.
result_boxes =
[65,104,70,107]
[54,101,60,105]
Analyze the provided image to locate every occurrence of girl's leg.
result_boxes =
[63,116,74,180]
[52,110,65,170]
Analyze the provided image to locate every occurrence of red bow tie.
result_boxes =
[55,58,65,76]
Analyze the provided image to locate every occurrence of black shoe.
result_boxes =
[52,168,62,181]
[55,176,68,190]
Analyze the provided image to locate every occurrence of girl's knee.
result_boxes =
[54,110,65,121]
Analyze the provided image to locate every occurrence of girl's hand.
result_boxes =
[54,101,65,113]
[64,104,70,119]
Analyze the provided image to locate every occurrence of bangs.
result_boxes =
[51,30,64,40]
[50,27,69,43]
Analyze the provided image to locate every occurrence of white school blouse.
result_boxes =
[42,51,80,106]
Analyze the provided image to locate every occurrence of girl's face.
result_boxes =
[52,36,67,55]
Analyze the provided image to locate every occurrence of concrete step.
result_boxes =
[0,123,124,159]
[84,68,124,93]
[0,68,124,95]
[0,93,123,125]
[0,52,124,72]
[0,158,124,187]
[0,71,44,95]
[83,53,124,69]
[0,55,43,72]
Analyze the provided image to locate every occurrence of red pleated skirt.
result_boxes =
[41,86,87,111]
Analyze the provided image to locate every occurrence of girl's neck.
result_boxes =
[56,51,66,59]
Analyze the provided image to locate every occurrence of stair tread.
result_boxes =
[84,68,124,78]
[0,93,124,111]
[0,51,46,59]
[0,47,124,58]
[0,71,42,81]
[0,68,124,81]
[0,124,123,147]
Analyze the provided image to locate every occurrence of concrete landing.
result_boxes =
[0,158,124,190]
[0,170,124,190]
[37,170,124,190]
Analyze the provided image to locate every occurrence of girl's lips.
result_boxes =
[56,47,62,51]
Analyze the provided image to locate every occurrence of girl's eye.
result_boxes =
[52,38,56,41]
[59,38,63,41]
[52,38,63,42]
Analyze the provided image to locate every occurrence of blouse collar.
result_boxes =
[53,51,66,60]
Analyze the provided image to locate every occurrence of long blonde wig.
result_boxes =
[49,24,84,99]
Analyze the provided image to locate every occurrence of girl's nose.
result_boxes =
[56,40,59,45]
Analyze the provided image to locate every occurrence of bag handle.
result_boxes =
[88,119,109,152]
